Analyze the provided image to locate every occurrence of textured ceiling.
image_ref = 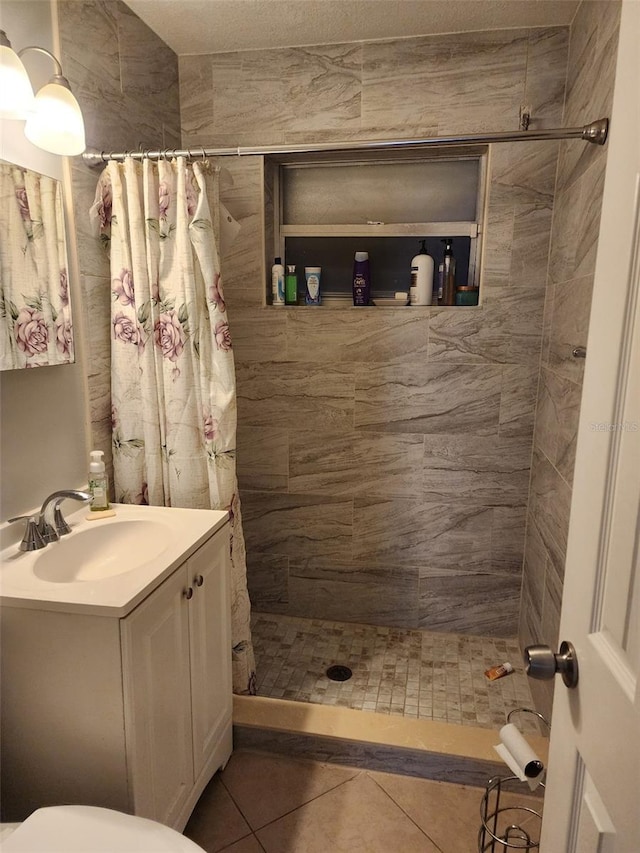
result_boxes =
[123,0,580,56]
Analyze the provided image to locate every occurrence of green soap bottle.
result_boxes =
[285,265,298,305]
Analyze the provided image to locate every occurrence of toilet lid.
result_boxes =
[0,806,206,852]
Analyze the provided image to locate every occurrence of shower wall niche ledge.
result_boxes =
[264,148,487,306]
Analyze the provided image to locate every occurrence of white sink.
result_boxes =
[33,519,171,583]
[0,504,228,616]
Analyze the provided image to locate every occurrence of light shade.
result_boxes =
[0,43,35,119]
[24,81,86,156]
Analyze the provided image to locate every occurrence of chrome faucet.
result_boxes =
[8,489,92,552]
[38,489,92,543]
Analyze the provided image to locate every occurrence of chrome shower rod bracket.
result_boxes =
[82,118,609,165]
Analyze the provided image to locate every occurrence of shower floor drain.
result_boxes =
[326,664,352,682]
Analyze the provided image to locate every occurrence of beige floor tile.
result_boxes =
[218,836,264,853]
[256,774,440,853]
[221,749,360,830]
[185,775,253,853]
[369,770,542,853]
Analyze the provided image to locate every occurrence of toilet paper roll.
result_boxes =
[494,723,545,791]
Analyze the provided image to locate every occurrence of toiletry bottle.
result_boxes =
[88,450,110,511]
[439,239,456,306]
[305,266,322,305]
[409,240,434,306]
[271,257,285,305]
[285,264,298,305]
[352,251,371,306]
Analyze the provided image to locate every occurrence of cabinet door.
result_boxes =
[121,565,194,826]
[188,528,232,779]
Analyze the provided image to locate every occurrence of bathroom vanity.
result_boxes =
[0,505,232,832]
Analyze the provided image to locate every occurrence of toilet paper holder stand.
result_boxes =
[478,708,550,852]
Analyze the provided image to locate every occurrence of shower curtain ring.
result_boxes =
[200,146,206,162]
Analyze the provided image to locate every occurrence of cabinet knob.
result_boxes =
[194,574,204,587]
[184,587,194,600]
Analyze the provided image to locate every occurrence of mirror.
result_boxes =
[0,159,75,370]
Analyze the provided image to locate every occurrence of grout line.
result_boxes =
[366,772,446,853]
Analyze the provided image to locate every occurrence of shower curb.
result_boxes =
[232,696,548,791]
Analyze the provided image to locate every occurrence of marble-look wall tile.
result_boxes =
[524,28,569,126]
[534,367,583,484]
[528,449,572,567]
[288,561,419,628]
[179,55,214,145]
[522,515,546,624]
[427,308,509,365]
[242,492,353,561]
[246,553,289,613]
[231,310,288,363]
[355,364,502,435]
[362,31,528,134]
[422,436,530,506]
[491,506,527,572]
[353,498,493,571]
[237,426,288,492]
[217,156,265,310]
[558,0,620,191]
[286,311,428,364]
[237,363,355,431]
[419,571,521,636]
[289,431,424,498]
[499,365,539,440]
[71,163,111,280]
[548,275,593,383]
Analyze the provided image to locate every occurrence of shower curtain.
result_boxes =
[90,157,255,694]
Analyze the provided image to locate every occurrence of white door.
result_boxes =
[540,1,640,850]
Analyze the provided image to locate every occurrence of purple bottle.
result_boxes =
[352,251,370,306]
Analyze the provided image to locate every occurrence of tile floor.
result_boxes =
[185,749,543,853]
[252,613,544,734]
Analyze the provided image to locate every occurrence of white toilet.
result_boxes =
[0,805,206,852]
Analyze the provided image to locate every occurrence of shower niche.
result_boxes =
[264,146,487,306]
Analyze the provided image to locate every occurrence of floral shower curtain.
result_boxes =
[90,157,255,694]
[0,163,73,370]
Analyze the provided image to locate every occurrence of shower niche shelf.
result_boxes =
[264,147,487,306]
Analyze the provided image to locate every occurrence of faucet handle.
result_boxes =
[8,516,47,551]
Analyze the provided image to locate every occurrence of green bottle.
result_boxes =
[285,265,298,305]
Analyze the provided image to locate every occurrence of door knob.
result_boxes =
[524,640,579,688]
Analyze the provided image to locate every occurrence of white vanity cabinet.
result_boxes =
[0,520,232,831]
[121,529,232,828]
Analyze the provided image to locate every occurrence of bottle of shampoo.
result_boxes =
[285,264,298,305]
[439,239,456,306]
[88,450,110,511]
[352,251,371,306]
[409,240,434,306]
[271,257,285,305]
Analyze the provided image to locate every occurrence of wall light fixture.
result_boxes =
[0,29,86,156]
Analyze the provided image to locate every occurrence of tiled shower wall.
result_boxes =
[180,29,570,637]
[57,0,181,489]
[519,0,621,720]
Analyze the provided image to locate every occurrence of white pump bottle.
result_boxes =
[409,240,435,306]
[88,450,110,511]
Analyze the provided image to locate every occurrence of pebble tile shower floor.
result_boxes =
[251,613,542,734]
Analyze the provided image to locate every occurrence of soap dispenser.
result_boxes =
[409,240,434,306]
[88,450,110,511]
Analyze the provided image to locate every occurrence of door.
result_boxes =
[540,2,640,850]
[188,527,232,780]
[121,565,194,827]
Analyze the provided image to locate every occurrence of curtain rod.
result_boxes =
[82,118,609,165]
